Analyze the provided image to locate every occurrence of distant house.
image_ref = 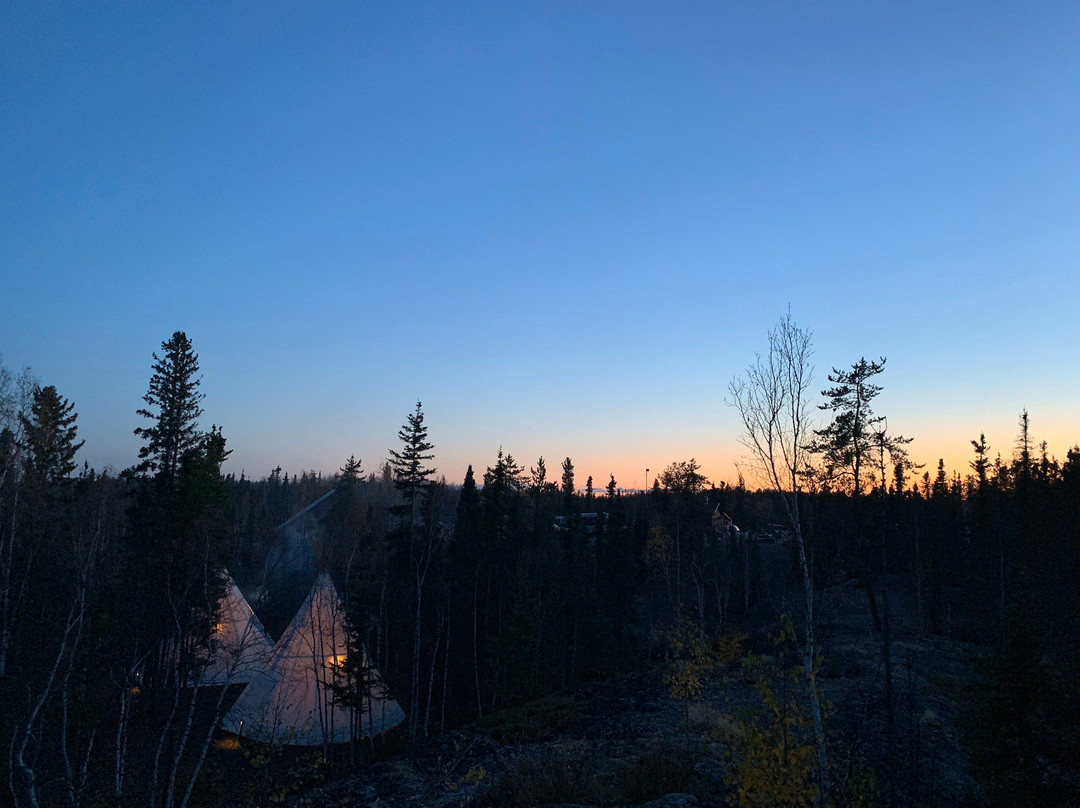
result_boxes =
[554,512,609,535]
[712,506,740,538]
[581,512,604,534]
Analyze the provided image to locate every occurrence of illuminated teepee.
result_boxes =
[196,575,275,686]
[221,574,404,745]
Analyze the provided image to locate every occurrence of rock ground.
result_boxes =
[291,578,983,808]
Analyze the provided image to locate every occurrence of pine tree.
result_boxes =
[1014,409,1032,480]
[529,456,547,495]
[810,356,894,494]
[388,401,436,558]
[387,401,438,741]
[454,465,481,548]
[449,464,484,719]
[561,457,575,512]
[340,455,364,485]
[529,456,548,532]
[134,331,204,482]
[19,385,83,488]
[970,434,991,492]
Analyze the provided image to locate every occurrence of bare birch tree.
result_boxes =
[728,311,828,798]
[0,360,37,679]
[8,506,103,808]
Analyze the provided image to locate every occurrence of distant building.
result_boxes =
[712,506,740,538]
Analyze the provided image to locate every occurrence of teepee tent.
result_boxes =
[221,574,404,745]
[196,575,275,686]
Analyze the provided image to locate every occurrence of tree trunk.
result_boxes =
[797,530,828,802]
[410,580,423,741]
[882,582,896,808]
[11,564,91,808]
[913,523,923,635]
[424,613,443,738]
[472,569,483,719]
[675,523,682,616]
[743,532,750,613]
[440,619,450,736]
[713,577,724,631]
[177,683,230,808]
[0,486,19,678]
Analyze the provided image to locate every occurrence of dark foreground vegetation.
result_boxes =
[1,324,1078,807]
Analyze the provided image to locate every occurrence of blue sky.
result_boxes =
[2,2,1078,488]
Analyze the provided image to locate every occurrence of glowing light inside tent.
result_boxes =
[326,654,347,670]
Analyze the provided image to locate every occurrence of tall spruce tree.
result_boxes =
[561,457,575,513]
[128,333,229,697]
[388,401,436,559]
[387,401,438,740]
[135,331,204,482]
[19,385,83,488]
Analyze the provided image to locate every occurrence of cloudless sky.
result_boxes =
[2,2,1078,489]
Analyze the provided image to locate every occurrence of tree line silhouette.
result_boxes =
[0,323,1077,806]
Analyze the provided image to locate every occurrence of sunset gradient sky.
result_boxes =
[2,2,1078,489]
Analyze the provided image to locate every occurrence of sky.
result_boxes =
[2,2,1078,490]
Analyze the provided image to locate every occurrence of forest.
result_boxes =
[1,321,1077,808]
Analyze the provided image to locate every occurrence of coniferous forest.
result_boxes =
[1,323,1078,808]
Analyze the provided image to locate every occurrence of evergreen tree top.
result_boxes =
[134,330,204,482]
[561,457,575,495]
[20,384,84,487]
[339,455,364,484]
[388,400,436,498]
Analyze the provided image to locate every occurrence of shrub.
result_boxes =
[726,616,818,808]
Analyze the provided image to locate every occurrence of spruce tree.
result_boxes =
[454,465,481,548]
[561,457,575,513]
[340,455,364,485]
[19,385,83,488]
[529,456,547,495]
[134,331,204,482]
[128,333,229,702]
[387,401,438,740]
[388,401,436,559]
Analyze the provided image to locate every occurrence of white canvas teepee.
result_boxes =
[221,574,404,745]
[197,575,275,686]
